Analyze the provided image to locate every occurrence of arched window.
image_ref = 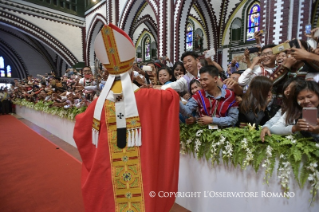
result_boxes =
[144,36,151,61]
[0,57,4,69]
[0,57,5,77]
[7,65,11,78]
[246,2,260,41]
[186,23,193,51]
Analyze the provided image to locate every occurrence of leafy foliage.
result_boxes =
[180,124,319,203]
[13,99,86,121]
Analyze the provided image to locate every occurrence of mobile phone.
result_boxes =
[305,24,312,35]
[143,65,152,73]
[272,43,290,54]
[248,47,260,53]
[289,39,300,49]
[302,107,318,126]
[205,48,215,61]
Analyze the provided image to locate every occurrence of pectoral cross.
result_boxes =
[117,113,124,119]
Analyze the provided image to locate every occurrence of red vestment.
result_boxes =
[73,88,180,212]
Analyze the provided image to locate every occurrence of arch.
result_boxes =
[129,15,158,42]
[142,34,152,61]
[222,0,249,45]
[173,0,197,61]
[135,29,157,60]
[0,11,78,66]
[0,28,56,71]
[0,39,28,79]
[86,14,108,67]
[119,0,148,33]
[195,0,216,51]
[230,17,243,42]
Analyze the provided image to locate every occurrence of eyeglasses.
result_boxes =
[260,51,273,57]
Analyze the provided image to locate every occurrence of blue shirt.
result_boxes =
[179,87,239,127]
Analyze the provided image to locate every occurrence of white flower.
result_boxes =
[308,174,314,181]
[316,143,319,148]
[186,139,192,144]
[266,145,273,157]
[291,139,297,144]
[280,154,285,159]
[262,163,267,168]
[282,161,290,168]
[196,130,203,137]
[194,139,201,152]
[219,135,226,144]
[285,135,293,140]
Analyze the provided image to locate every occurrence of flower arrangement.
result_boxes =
[180,123,319,204]
[13,99,86,121]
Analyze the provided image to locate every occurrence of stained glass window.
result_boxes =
[7,65,11,78]
[246,3,260,41]
[0,57,4,69]
[0,56,12,77]
[144,37,151,61]
[186,24,193,51]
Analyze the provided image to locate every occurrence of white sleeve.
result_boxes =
[268,112,294,135]
[161,77,187,93]
[262,109,282,129]
[238,66,258,86]
[84,86,98,91]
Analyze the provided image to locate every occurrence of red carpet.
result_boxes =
[0,115,84,212]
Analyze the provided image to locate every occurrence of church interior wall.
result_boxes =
[0,0,317,80]
[10,11,83,63]
[85,2,107,36]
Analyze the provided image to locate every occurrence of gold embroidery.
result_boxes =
[92,118,100,131]
[105,100,145,212]
[101,26,135,75]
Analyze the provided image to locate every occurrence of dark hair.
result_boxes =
[156,66,172,84]
[285,80,319,124]
[240,76,273,115]
[82,66,91,71]
[171,62,186,81]
[189,79,201,95]
[199,65,219,78]
[181,51,199,61]
[199,58,208,67]
[281,78,303,115]
[231,71,242,76]
[261,44,277,52]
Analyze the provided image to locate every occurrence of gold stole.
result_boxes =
[104,82,145,212]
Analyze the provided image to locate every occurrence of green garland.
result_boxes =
[12,100,319,203]
[12,99,87,121]
[180,123,319,204]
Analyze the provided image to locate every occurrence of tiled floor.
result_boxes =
[12,114,191,212]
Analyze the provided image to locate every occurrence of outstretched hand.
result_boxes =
[260,127,271,142]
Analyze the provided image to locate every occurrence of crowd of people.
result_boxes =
[3,28,319,142]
